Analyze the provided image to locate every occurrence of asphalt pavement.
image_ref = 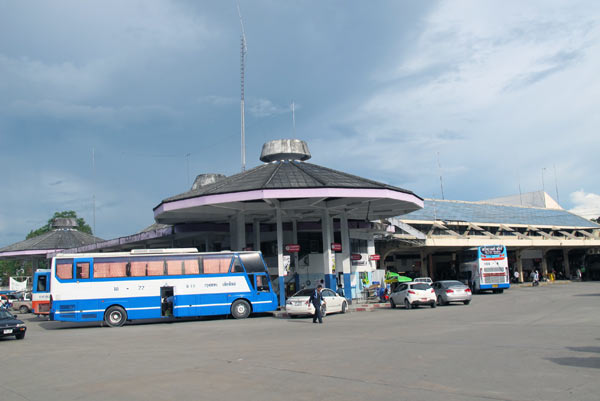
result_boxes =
[1,282,599,401]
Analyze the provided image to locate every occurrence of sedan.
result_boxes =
[285,288,348,317]
[0,309,27,340]
[432,280,472,305]
[390,283,436,309]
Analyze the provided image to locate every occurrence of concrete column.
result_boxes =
[204,238,210,252]
[563,249,570,278]
[292,219,299,292]
[276,208,285,307]
[235,212,246,251]
[253,220,261,252]
[228,216,236,250]
[340,212,352,301]
[516,249,524,283]
[322,209,335,289]
[420,250,428,277]
[541,249,549,277]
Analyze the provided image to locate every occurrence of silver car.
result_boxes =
[432,280,472,306]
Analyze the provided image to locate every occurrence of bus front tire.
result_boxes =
[105,306,127,327]
[231,300,251,319]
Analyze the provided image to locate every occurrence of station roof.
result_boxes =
[0,228,104,259]
[154,160,423,224]
[400,199,599,228]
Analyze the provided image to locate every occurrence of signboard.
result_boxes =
[351,254,362,261]
[284,244,301,253]
[369,254,381,261]
[331,243,342,252]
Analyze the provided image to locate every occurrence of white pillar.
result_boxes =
[541,249,549,276]
[341,212,352,300]
[322,209,333,288]
[517,249,524,283]
[276,208,285,306]
[292,219,299,271]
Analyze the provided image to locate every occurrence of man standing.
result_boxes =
[308,285,325,324]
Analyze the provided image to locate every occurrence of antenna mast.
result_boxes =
[291,101,296,138]
[437,152,445,200]
[237,2,247,172]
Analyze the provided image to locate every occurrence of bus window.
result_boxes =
[94,261,127,278]
[230,257,245,273]
[37,275,47,292]
[239,253,267,273]
[256,275,270,292]
[56,261,73,279]
[183,259,199,275]
[166,259,184,275]
[76,262,90,279]
[130,261,146,277]
[146,260,165,276]
[203,256,232,274]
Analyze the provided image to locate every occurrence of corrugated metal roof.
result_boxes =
[401,199,599,228]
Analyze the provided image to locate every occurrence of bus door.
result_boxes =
[32,270,51,315]
[160,286,174,317]
[247,273,274,311]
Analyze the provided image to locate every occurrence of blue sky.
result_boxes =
[1,0,599,246]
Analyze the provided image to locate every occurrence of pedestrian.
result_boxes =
[307,285,325,324]
[336,283,344,297]
[576,268,582,281]
[532,270,539,287]
[513,270,520,283]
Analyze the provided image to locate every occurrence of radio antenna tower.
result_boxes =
[237,2,247,172]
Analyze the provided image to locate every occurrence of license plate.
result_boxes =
[492,284,498,288]
[421,298,428,301]
[3,329,12,334]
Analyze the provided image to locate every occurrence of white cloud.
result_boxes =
[569,190,600,220]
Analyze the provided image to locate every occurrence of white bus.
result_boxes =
[50,249,277,327]
[459,245,510,293]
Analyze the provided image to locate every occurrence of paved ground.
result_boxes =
[2,282,599,401]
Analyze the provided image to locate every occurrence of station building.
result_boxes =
[378,192,600,282]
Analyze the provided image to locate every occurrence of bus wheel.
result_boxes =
[231,300,251,319]
[105,306,127,327]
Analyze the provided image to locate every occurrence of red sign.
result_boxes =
[243,247,253,251]
[284,244,301,253]
[351,254,362,261]
[331,243,342,252]
[369,254,381,261]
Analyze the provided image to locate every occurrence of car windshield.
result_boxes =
[293,289,314,297]
[0,310,13,319]
[443,281,466,288]
[410,284,431,290]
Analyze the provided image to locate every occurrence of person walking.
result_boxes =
[513,270,520,283]
[307,285,325,324]
[532,270,539,287]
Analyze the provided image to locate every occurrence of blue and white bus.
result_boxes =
[50,249,278,327]
[459,245,510,293]
[32,269,51,316]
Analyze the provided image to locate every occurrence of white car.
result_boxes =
[413,277,433,285]
[285,288,348,316]
[389,282,436,309]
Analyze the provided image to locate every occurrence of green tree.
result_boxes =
[26,210,93,239]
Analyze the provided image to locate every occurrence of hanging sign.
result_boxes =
[284,244,301,253]
[331,243,342,252]
[369,254,381,261]
[351,253,362,261]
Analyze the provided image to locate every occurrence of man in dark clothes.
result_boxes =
[308,285,325,324]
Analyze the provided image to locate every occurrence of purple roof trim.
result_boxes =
[0,249,62,258]
[155,188,424,217]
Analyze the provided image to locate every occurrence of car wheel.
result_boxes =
[498,289,504,294]
[321,305,327,317]
[464,300,471,305]
[341,302,347,314]
[404,299,411,310]
[437,295,444,306]
[430,302,436,308]
[231,299,251,319]
[19,305,29,314]
[104,306,127,327]
[390,298,396,309]
[15,332,25,340]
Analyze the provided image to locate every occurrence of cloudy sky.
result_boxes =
[1,0,599,246]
